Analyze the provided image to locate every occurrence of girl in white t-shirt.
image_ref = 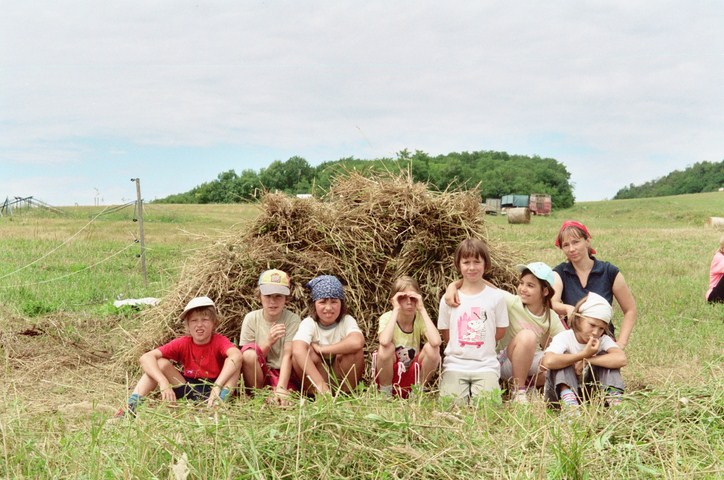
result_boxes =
[438,238,509,405]
[292,275,365,395]
[541,292,626,408]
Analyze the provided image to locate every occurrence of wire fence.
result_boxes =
[0,202,142,290]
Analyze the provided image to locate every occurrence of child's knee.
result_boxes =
[421,343,441,362]
[376,343,395,362]
[242,348,259,365]
[513,329,538,348]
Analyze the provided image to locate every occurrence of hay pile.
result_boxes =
[122,172,520,367]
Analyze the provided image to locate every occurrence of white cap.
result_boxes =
[180,296,216,320]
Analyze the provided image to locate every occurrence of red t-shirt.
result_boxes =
[158,333,235,379]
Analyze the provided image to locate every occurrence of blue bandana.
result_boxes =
[306,275,345,301]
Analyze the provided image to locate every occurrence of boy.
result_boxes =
[116,296,242,417]
[437,238,509,405]
[239,269,301,402]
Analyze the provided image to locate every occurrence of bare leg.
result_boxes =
[241,348,265,392]
[292,343,330,395]
[333,349,365,393]
[418,342,441,387]
[507,330,537,390]
[375,343,395,387]
[132,358,185,396]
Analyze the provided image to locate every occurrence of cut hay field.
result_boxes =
[0,191,722,479]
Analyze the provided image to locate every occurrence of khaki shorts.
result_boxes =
[439,370,500,404]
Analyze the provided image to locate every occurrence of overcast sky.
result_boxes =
[1,1,722,206]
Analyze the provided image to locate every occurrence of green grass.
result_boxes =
[0,193,723,479]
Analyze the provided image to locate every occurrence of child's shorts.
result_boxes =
[498,349,544,382]
[439,370,500,402]
[375,355,422,398]
[241,343,300,391]
[173,376,217,401]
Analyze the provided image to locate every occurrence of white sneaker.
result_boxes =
[512,390,529,404]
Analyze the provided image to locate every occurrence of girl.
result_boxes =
[541,292,627,407]
[292,275,365,395]
[444,262,567,403]
[375,275,442,398]
[437,238,509,405]
[552,220,637,349]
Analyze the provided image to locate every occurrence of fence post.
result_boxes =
[131,178,148,287]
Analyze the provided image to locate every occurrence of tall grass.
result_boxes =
[0,193,722,478]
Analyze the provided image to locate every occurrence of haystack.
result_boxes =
[121,172,521,370]
[507,207,531,224]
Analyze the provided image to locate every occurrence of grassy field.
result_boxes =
[0,192,722,479]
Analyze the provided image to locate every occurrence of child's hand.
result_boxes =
[574,360,585,376]
[443,282,460,308]
[392,291,423,310]
[159,383,177,403]
[267,323,286,346]
[269,387,291,407]
[582,336,600,358]
[391,292,406,310]
[207,386,222,407]
[311,342,333,362]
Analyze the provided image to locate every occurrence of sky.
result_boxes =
[1,1,722,206]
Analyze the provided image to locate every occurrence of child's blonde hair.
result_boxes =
[185,306,217,321]
[183,306,218,335]
[454,238,491,275]
[389,275,421,298]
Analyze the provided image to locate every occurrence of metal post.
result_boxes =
[131,178,148,287]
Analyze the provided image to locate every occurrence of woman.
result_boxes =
[552,220,637,350]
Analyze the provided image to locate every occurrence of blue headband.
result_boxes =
[306,275,344,301]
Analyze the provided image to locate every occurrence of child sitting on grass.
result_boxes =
[375,275,441,398]
[541,292,626,408]
[116,296,242,417]
[437,238,509,405]
[292,275,365,396]
[239,269,301,403]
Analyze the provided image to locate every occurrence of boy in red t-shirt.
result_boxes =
[116,296,242,417]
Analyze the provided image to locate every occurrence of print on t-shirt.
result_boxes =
[395,345,417,368]
[457,307,487,348]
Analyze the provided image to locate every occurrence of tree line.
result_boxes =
[154,150,576,209]
[614,160,724,199]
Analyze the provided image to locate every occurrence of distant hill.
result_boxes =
[154,149,576,208]
[614,160,723,199]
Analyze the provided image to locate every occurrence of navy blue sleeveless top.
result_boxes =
[553,257,620,332]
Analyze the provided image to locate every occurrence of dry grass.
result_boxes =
[123,172,520,369]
